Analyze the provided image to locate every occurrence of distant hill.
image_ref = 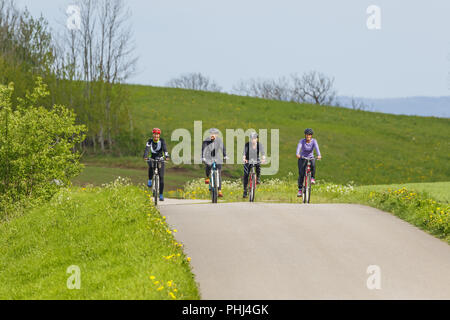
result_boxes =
[337,96,450,118]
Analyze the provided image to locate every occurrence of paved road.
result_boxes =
[159,200,450,300]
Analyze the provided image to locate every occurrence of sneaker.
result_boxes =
[311,178,316,185]
[205,178,210,185]
[243,190,248,198]
[257,177,261,185]
[218,191,224,198]
[297,190,303,198]
[147,180,153,188]
[159,194,165,202]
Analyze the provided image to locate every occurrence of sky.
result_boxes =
[15,0,450,99]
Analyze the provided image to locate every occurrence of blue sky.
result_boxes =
[16,0,450,98]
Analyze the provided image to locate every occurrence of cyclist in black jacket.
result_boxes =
[243,132,266,198]
[144,128,170,201]
[202,128,228,198]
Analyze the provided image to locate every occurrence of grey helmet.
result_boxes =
[250,132,259,140]
[210,128,220,135]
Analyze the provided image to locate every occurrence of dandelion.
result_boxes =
[157,286,164,291]
[150,276,156,280]
[169,292,177,299]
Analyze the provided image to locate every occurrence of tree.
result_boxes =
[233,71,337,106]
[0,78,86,218]
[293,71,336,105]
[167,73,222,92]
[57,0,138,153]
[0,0,56,105]
[233,77,291,101]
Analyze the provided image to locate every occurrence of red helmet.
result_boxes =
[153,128,161,134]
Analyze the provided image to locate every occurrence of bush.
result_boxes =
[368,187,450,242]
[0,79,86,219]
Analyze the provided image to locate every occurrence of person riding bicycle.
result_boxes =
[296,128,322,197]
[243,132,266,198]
[144,128,170,202]
[202,128,228,198]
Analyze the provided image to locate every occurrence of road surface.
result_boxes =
[159,200,450,300]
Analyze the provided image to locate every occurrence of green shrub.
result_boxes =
[0,79,86,219]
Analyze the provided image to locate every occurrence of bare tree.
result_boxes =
[233,71,337,106]
[350,97,374,111]
[167,73,222,92]
[56,0,137,152]
[294,71,336,105]
[233,77,291,101]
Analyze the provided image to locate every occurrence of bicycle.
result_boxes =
[208,160,220,204]
[300,157,320,204]
[146,157,167,206]
[246,159,261,203]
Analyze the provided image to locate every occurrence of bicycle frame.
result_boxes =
[247,160,260,203]
[210,160,219,204]
[302,157,318,204]
[148,158,165,206]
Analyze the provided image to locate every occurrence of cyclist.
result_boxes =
[243,132,266,198]
[144,128,170,202]
[296,128,322,198]
[202,128,228,198]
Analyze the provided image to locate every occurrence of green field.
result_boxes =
[0,182,200,300]
[79,85,449,188]
[133,86,449,186]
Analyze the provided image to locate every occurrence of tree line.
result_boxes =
[0,0,140,156]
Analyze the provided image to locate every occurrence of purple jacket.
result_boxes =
[296,139,321,159]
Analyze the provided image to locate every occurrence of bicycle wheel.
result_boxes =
[302,176,307,204]
[306,173,312,204]
[249,173,256,202]
[211,171,217,204]
[154,174,160,206]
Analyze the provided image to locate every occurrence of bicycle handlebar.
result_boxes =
[247,160,262,165]
[145,158,169,163]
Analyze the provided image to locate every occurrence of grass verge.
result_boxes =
[0,178,200,300]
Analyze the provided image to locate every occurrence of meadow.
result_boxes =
[75,85,449,189]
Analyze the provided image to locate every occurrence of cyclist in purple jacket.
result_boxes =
[296,128,322,197]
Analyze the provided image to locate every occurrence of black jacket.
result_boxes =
[144,138,169,159]
[244,142,265,161]
[202,137,227,164]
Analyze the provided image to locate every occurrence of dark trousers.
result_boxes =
[243,164,261,191]
[298,158,316,190]
[148,161,165,195]
[206,164,222,190]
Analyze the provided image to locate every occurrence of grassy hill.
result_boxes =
[77,85,449,188]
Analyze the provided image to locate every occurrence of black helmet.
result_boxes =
[304,128,314,135]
